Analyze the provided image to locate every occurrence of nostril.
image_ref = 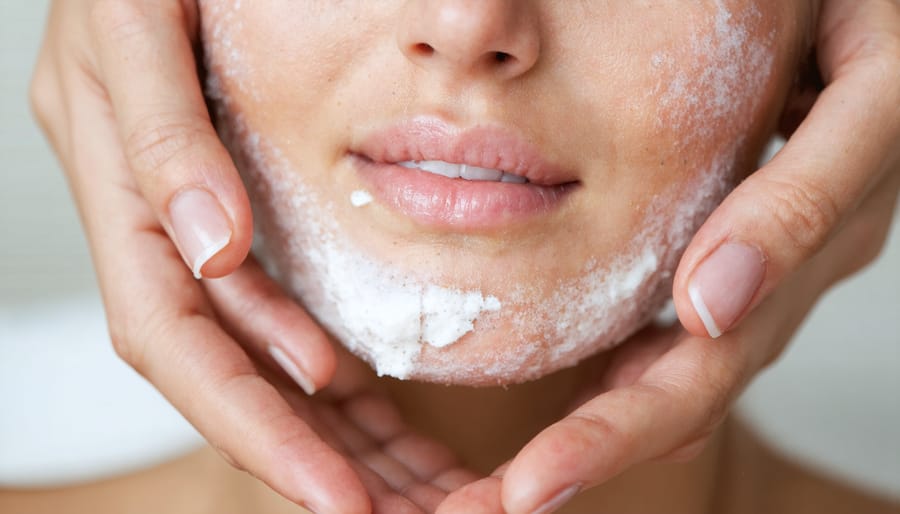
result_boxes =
[494,51,511,63]
[413,43,435,57]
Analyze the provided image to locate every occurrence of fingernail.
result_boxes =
[531,483,582,514]
[688,242,765,338]
[268,345,317,395]
[169,188,232,279]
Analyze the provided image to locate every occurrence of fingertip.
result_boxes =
[438,477,505,514]
[675,240,767,340]
[237,409,372,514]
[309,486,372,514]
[500,424,589,514]
[168,184,253,279]
[284,328,338,394]
[310,335,339,388]
[673,284,720,339]
[672,205,768,339]
[201,255,339,393]
[192,236,251,279]
[673,241,724,339]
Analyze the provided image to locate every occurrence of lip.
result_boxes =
[350,117,580,230]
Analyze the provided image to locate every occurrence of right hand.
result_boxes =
[30,1,477,511]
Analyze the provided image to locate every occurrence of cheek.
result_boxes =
[198,0,797,386]
[540,1,788,258]
[199,1,390,133]
[643,1,784,167]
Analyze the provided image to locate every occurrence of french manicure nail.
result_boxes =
[268,345,317,395]
[532,483,582,514]
[168,188,232,279]
[688,242,765,338]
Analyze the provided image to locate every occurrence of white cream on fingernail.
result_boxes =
[268,345,316,395]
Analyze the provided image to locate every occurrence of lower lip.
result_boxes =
[352,155,577,230]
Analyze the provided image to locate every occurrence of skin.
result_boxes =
[4,420,900,514]
[202,0,808,384]
[29,0,900,512]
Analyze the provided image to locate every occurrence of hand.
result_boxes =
[438,164,899,514]
[30,1,481,512]
[438,0,900,512]
[673,0,900,341]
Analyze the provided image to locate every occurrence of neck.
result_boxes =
[381,354,729,514]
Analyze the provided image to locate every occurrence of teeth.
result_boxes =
[403,160,461,178]
[500,173,528,184]
[397,160,528,184]
[461,165,503,181]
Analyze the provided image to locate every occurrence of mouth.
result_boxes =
[397,160,530,184]
[350,117,580,231]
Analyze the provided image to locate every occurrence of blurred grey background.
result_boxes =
[1,1,898,498]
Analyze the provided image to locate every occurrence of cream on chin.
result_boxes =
[200,0,780,385]
[214,113,732,385]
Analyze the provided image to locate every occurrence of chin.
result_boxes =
[200,0,797,386]
[242,145,728,386]
[216,102,744,386]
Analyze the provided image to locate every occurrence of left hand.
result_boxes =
[437,0,900,511]
[437,164,899,514]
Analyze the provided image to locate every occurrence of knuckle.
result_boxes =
[836,225,889,279]
[90,0,151,45]
[106,304,180,378]
[124,112,212,179]
[91,0,188,46]
[107,317,145,373]
[567,411,635,466]
[655,354,738,435]
[760,176,840,256]
[28,60,56,127]
[665,436,711,463]
[699,362,741,432]
[214,444,247,472]
[861,15,900,65]
[827,178,900,281]
[825,3,900,74]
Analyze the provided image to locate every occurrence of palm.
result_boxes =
[264,345,481,513]
[192,253,483,513]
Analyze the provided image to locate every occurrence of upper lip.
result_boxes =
[352,116,579,186]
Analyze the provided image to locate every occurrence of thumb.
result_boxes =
[91,1,252,279]
[673,0,900,338]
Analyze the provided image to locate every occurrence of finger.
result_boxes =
[340,394,480,495]
[70,80,369,514]
[202,256,337,395]
[293,393,471,512]
[673,0,900,338]
[499,262,833,514]
[562,325,678,412]
[594,325,679,393]
[436,463,508,514]
[345,460,424,514]
[310,404,427,513]
[436,477,505,514]
[90,0,252,279]
[498,337,744,514]
[432,468,483,493]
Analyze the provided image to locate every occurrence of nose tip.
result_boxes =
[398,1,541,80]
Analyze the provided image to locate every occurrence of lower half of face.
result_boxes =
[200,0,813,385]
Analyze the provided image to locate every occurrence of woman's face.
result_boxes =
[201,0,813,385]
